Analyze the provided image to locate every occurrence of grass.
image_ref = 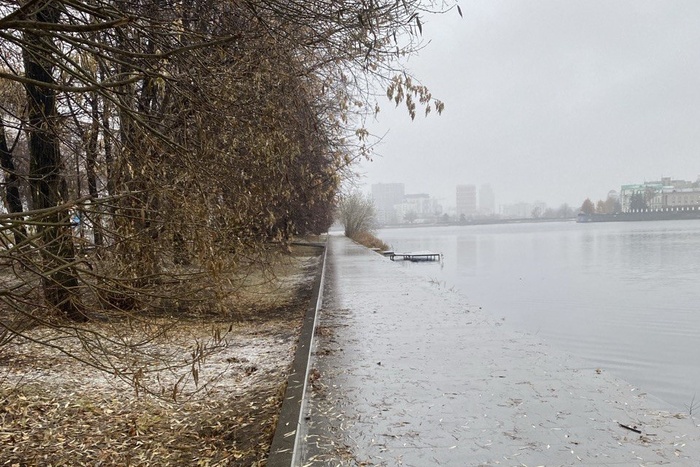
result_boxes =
[686,394,700,417]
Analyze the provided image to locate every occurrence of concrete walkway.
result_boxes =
[299,235,700,466]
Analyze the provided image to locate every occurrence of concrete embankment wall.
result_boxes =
[267,242,327,467]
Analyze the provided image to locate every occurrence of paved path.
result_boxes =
[299,235,700,466]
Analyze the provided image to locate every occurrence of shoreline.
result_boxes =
[299,235,700,465]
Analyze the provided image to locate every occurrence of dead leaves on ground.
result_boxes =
[0,384,279,466]
[0,317,302,466]
[0,246,320,466]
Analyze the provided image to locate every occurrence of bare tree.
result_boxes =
[0,0,455,391]
[339,192,377,238]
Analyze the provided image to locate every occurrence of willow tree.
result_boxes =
[0,0,456,388]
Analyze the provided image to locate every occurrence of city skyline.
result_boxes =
[370,181,569,223]
[358,0,700,209]
[368,180,576,213]
[369,173,700,222]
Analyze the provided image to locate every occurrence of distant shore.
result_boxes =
[577,210,700,223]
[377,216,575,230]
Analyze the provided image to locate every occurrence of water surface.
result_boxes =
[379,220,700,410]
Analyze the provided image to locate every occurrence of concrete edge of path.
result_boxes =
[267,240,328,467]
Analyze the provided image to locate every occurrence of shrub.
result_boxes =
[338,192,376,237]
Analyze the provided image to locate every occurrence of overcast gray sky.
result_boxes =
[359,0,700,210]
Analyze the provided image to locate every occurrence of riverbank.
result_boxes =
[300,234,700,465]
[578,209,700,222]
[377,217,575,230]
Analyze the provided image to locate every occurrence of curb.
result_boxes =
[267,241,328,466]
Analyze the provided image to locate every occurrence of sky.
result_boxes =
[358,0,700,210]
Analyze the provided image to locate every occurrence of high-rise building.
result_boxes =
[371,183,405,225]
[456,185,477,218]
[479,184,496,215]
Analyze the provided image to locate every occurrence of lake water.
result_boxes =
[378,220,700,411]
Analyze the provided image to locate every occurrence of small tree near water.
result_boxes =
[580,198,595,215]
[339,193,376,238]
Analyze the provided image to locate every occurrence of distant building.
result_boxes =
[623,182,665,211]
[456,185,477,218]
[371,183,405,225]
[665,189,700,208]
[620,177,700,212]
[395,194,442,223]
[479,184,496,215]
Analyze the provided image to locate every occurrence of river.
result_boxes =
[378,220,700,411]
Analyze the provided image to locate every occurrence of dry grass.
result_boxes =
[349,231,390,252]
[0,244,323,466]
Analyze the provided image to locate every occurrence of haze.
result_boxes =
[360,0,700,210]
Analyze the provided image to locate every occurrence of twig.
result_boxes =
[618,423,642,434]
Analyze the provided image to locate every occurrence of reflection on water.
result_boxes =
[379,220,700,410]
[456,237,477,272]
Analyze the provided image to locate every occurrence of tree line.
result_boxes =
[580,195,622,215]
[0,0,451,387]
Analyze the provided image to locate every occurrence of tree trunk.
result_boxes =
[85,93,103,246]
[23,5,86,321]
[0,118,27,244]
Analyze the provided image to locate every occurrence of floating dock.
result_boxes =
[383,250,442,262]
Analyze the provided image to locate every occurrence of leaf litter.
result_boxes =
[0,248,322,466]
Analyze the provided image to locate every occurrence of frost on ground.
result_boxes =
[0,246,322,466]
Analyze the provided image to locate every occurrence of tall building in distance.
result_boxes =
[456,185,477,218]
[371,183,405,225]
[479,184,496,215]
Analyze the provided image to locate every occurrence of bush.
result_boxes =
[338,192,376,237]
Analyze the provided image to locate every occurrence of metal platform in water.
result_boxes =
[383,250,442,262]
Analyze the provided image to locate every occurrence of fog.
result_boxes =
[360,0,700,210]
